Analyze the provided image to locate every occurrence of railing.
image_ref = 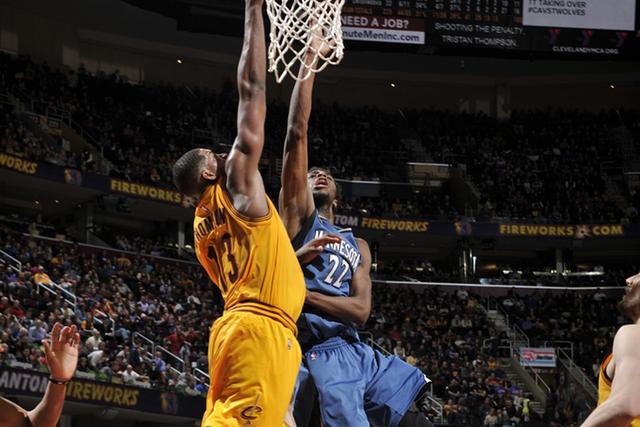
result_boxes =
[360,331,442,422]
[557,348,598,401]
[0,249,22,272]
[544,340,575,361]
[32,271,116,335]
[360,331,392,356]
[521,360,551,395]
[34,276,77,309]
[132,332,210,389]
[424,394,444,424]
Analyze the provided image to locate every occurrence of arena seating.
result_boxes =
[1,53,638,223]
[1,223,632,426]
[0,226,219,397]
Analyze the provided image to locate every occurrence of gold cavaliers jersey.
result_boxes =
[193,178,305,333]
[598,353,640,427]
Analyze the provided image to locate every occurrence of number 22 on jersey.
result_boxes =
[324,254,349,288]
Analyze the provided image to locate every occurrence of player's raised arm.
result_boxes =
[225,0,269,218]
[279,33,325,237]
[305,238,372,327]
[581,325,640,427]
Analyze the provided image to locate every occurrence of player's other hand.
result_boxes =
[626,272,640,289]
[296,234,341,265]
[307,19,335,58]
[43,323,81,382]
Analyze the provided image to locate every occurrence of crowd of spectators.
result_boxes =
[0,103,70,168]
[1,223,635,425]
[1,53,639,223]
[497,289,622,380]
[0,226,220,397]
[368,286,545,426]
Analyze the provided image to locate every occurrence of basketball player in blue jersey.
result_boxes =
[279,39,434,427]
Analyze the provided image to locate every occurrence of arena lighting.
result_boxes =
[177,59,183,64]
[533,270,605,277]
[34,201,39,205]
[390,82,396,88]
[610,84,615,89]
[54,200,59,204]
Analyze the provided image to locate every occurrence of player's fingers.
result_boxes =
[43,339,52,356]
[72,332,81,348]
[60,326,71,344]
[51,322,62,343]
[66,326,77,345]
[316,234,341,245]
[626,273,640,287]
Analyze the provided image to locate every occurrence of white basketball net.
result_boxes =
[266,0,345,83]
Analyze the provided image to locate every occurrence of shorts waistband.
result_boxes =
[306,335,358,353]
[226,301,298,335]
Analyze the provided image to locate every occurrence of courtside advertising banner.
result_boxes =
[519,347,557,368]
[523,0,636,31]
[342,15,425,45]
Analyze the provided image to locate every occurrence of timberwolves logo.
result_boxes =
[241,395,263,425]
[160,392,179,415]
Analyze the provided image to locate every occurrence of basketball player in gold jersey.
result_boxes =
[581,272,640,427]
[172,0,305,424]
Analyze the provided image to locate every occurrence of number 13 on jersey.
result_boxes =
[207,232,239,292]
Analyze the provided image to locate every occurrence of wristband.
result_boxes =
[49,377,70,385]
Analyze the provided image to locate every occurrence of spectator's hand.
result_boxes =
[626,272,640,288]
[43,323,80,382]
[295,234,341,265]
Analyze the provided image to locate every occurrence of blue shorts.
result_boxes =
[293,336,427,427]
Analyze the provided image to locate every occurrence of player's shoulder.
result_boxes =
[615,324,640,340]
[613,324,640,357]
[355,237,370,251]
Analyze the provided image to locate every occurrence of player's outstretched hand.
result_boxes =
[296,234,341,265]
[626,272,640,289]
[43,323,81,382]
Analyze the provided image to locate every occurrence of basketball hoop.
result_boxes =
[266,0,345,83]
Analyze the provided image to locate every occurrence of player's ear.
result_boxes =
[201,169,216,181]
[332,199,339,210]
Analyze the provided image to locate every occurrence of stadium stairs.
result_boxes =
[485,299,600,417]
[484,305,547,418]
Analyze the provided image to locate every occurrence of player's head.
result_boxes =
[619,279,640,322]
[173,148,226,198]
[307,167,341,211]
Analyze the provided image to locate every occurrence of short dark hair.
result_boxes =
[308,166,342,200]
[173,149,205,196]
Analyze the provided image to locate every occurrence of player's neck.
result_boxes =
[317,205,334,224]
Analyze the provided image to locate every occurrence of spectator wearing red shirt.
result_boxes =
[164,329,184,355]
[6,300,25,318]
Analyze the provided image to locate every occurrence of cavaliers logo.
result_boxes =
[241,394,263,425]
[241,405,263,420]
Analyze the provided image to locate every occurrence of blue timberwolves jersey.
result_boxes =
[292,210,362,345]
